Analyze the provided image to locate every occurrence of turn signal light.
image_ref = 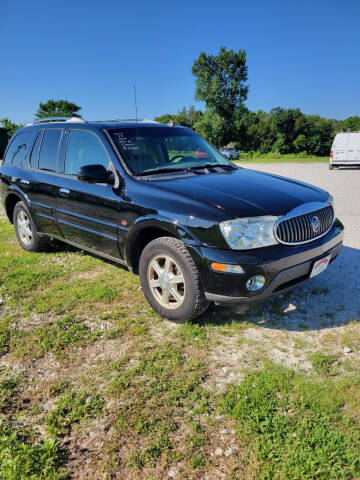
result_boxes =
[210,262,244,274]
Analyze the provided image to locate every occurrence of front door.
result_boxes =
[56,129,123,260]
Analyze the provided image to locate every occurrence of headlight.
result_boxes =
[327,195,336,218]
[220,216,279,250]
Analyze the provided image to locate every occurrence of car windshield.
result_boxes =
[108,126,231,175]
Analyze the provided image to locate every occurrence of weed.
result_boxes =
[341,326,360,352]
[47,390,105,436]
[310,352,338,375]
[0,317,11,355]
[12,315,100,359]
[190,454,206,469]
[0,422,67,479]
[0,371,22,412]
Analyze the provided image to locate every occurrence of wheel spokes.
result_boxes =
[150,259,163,277]
[169,287,182,303]
[169,274,184,285]
[148,254,185,309]
[17,210,32,245]
[149,278,161,288]
[162,287,170,305]
[164,256,171,275]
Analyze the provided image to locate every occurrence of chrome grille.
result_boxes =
[276,205,334,244]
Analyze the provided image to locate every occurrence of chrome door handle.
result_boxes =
[59,188,70,196]
[20,179,30,185]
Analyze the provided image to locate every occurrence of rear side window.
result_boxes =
[38,129,62,172]
[4,131,32,167]
[29,130,43,168]
[65,130,110,176]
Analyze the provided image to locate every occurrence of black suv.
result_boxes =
[0,118,344,322]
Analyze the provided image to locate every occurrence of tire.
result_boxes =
[13,201,49,252]
[329,164,334,170]
[139,237,209,322]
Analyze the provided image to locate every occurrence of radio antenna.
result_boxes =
[133,83,138,123]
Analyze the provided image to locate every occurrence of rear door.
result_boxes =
[26,128,64,236]
[332,133,348,164]
[0,130,33,204]
[56,129,122,259]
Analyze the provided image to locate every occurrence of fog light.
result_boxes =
[210,262,244,274]
[246,275,265,292]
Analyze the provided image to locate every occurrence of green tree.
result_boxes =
[244,110,274,153]
[35,99,82,119]
[154,106,203,128]
[294,134,307,153]
[193,110,232,147]
[268,107,303,153]
[338,116,360,132]
[192,46,248,121]
[0,118,23,139]
[154,113,175,124]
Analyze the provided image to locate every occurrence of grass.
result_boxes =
[220,365,360,480]
[0,424,67,480]
[235,154,329,164]
[309,352,339,375]
[0,369,67,479]
[0,213,359,479]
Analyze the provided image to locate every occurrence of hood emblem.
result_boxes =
[311,216,321,234]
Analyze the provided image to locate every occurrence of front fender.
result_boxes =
[123,214,201,268]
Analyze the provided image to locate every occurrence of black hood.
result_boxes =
[150,168,329,219]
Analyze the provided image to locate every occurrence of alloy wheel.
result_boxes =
[17,210,33,245]
[147,254,185,309]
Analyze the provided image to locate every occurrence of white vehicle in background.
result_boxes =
[329,132,360,169]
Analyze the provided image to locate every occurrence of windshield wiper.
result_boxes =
[138,163,235,177]
[138,167,189,176]
[187,163,219,171]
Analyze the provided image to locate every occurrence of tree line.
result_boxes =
[156,106,360,156]
[2,48,359,157]
[156,47,360,156]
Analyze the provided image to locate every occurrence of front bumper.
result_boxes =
[188,219,344,304]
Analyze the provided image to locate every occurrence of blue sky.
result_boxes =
[2,0,359,123]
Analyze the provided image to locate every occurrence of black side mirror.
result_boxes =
[77,164,114,184]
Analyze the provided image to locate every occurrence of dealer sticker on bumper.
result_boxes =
[310,254,331,278]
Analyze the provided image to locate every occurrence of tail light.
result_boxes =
[330,150,333,158]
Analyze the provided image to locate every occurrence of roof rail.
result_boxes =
[92,119,159,123]
[26,117,86,126]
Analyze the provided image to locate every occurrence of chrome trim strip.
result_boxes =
[274,202,334,246]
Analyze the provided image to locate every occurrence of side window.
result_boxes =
[4,131,32,167]
[65,130,110,176]
[29,130,43,168]
[38,129,62,172]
